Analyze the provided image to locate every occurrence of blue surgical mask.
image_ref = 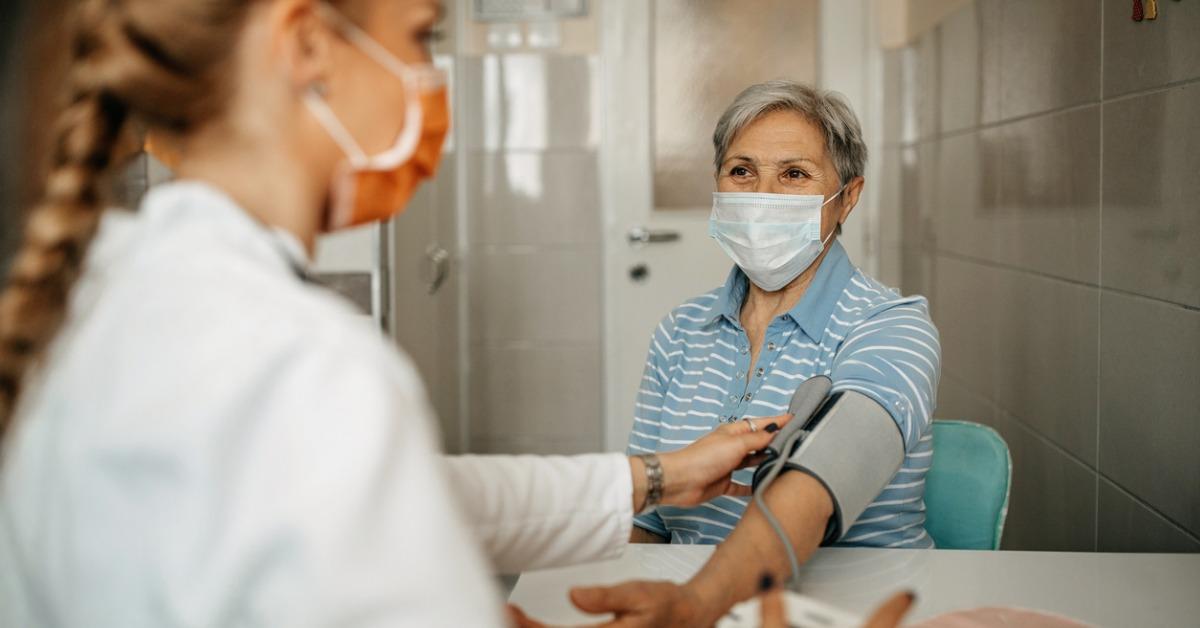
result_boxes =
[708,189,843,292]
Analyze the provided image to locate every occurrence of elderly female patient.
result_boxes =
[625,80,941,552]
[570,81,941,625]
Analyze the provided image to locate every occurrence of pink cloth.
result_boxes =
[913,607,1092,628]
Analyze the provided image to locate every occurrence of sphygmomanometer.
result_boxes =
[750,375,905,587]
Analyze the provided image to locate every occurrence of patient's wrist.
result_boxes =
[683,576,737,625]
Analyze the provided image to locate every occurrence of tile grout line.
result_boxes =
[914,4,1200,551]
[1099,475,1200,546]
[944,363,1200,544]
[927,248,1200,313]
[1095,0,1104,553]
[939,372,1098,474]
[1103,74,1200,105]
[453,4,472,456]
[883,74,1200,152]
[941,377,1200,545]
[986,386,1200,546]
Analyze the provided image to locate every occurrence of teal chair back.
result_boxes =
[924,420,1012,550]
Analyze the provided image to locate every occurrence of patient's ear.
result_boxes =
[839,175,865,222]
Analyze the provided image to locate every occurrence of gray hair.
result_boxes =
[712,80,867,185]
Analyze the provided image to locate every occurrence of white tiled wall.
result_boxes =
[457,23,604,455]
[883,0,1200,552]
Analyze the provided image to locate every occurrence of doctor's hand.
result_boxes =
[643,414,792,509]
[568,580,915,628]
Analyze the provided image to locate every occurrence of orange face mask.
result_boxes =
[305,5,451,231]
[143,131,183,171]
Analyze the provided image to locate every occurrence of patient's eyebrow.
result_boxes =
[775,156,818,168]
[721,155,820,168]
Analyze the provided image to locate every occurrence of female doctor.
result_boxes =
[0,0,790,626]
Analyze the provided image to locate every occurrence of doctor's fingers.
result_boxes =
[737,451,771,470]
[722,481,754,498]
[759,587,787,628]
[725,418,792,454]
[719,414,793,437]
[863,591,916,628]
[570,581,695,628]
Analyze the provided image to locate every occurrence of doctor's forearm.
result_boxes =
[628,455,649,513]
[684,472,833,623]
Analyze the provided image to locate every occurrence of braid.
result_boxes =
[0,12,130,438]
[0,0,357,442]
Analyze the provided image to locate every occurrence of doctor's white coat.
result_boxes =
[0,182,632,627]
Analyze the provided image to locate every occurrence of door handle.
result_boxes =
[423,244,451,295]
[627,226,681,245]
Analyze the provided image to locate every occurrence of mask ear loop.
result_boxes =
[315,2,434,169]
[817,184,848,250]
[303,86,370,167]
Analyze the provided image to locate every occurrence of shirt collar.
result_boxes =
[706,240,856,343]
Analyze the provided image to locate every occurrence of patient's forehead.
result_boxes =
[726,109,827,165]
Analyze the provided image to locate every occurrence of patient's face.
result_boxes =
[716,109,845,232]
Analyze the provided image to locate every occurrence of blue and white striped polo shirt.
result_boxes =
[627,241,940,548]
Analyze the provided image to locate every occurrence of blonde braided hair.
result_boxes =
[0,0,288,441]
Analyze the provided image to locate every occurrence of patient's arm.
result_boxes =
[682,472,833,622]
[569,472,833,626]
[629,526,668,544]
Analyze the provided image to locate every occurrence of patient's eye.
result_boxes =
[785,168,806,179]
[730,165,752,177]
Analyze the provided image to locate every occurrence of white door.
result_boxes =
[597,0,738,451]
[599,0,822,451]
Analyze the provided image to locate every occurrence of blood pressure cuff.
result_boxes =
[751,389,905,544]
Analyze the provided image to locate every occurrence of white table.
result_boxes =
[509,545,1200,627]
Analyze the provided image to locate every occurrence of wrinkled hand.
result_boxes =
[569,580,704,628]
[659,414,792,507]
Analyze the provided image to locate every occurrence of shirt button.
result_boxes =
[740,347,748,355]
[768,342,777,351]
[894,400,906,412]
[729,395,738,402]
[756,368,765,377]
[744,393,753,401]
[736,371,745,379]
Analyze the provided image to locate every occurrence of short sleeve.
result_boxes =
[627,313,678,454]
[830,299,941,452]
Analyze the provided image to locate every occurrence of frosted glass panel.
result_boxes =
[653,0,819,209]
